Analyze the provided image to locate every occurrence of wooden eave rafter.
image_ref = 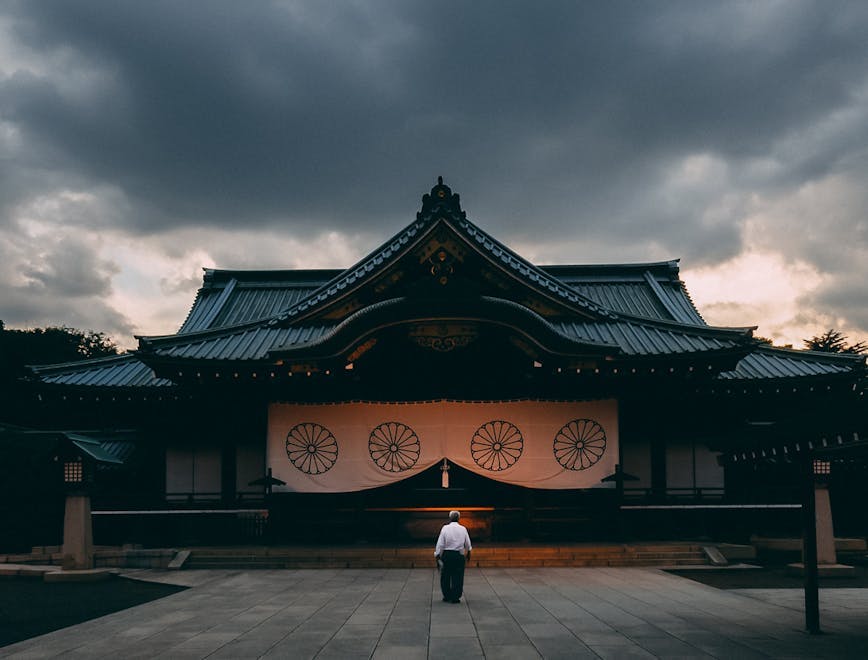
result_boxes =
[698,371,866,399]
[34,383,185,404]
[720,430,868,466]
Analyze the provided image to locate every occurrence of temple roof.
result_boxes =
[32,354,174,388]
[262,194,616,326]
[176,261,704,336]
[717,345,865,380]
[136,311,748,363]
[31,341,864,389]
[135,178,750,364]
[178,269,339,333]
[29,178,864,390]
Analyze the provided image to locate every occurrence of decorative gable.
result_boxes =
[272,178,610,328]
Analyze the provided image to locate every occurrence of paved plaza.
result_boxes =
[1,567,867,659]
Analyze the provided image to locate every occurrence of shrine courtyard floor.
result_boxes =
[2,567,867,659]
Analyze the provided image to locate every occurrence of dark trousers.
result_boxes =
[440,550,465,602]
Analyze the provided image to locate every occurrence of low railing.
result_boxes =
[92,490,266,510]
[89,490,270,545]
[163,491,266,506]
[621,487,726,503]
[622,485,806,506]
[91,507,269,545]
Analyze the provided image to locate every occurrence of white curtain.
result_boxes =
[267,399,618,493]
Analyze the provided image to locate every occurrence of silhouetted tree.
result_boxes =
[753,335,793,349]
[803,329,867,354]
[0,322,119,383]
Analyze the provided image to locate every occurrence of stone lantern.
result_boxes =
[55,433,122,570]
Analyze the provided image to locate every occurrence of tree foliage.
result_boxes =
[0,321,120,382]
[753,335,793,349]
[803,329,867,354]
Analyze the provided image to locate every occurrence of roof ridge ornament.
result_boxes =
[419,176,465,219]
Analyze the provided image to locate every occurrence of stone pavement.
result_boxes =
[1,567,867,659]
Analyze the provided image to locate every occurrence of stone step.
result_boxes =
[184,553,705,565]
[184,544,704,557]
[185,557,709,569]
[184,544,709,569]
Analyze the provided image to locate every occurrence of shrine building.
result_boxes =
[21,178,867,545]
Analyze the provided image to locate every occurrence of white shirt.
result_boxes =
[435,521,472,556]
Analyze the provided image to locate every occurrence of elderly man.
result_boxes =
[434,510,472,603]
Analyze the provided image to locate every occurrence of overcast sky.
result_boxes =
[2,1,867,350]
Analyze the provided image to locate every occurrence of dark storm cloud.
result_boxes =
[2,1,868,342]
[804,279,868,330]
[21,234,116,297]
[0,228,132,336]
[2,1,867,249]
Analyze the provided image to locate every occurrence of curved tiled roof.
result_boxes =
[718,346,865,381]
[270,182,615,326]
[554,320,747,356]
[146,325,332,361]
[452,216,616,320]
[179,269,339,333]
[31,354,173,388]
[267,296,619,362]
[28,181,864,388]
[267,218,430,325]
[34,329,863,387]
[143,308,748,363]
[173,259,704,339]
[549,263,705,325]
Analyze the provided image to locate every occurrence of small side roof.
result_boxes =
[718,345,866,381]
[0,424,129,465]
[30,354,173,388]
[65,432,125,464]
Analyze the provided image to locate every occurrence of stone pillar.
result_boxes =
[814,484,837,564]
[62,494,94,570]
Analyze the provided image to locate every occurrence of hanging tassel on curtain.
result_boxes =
[440,458,450,488]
